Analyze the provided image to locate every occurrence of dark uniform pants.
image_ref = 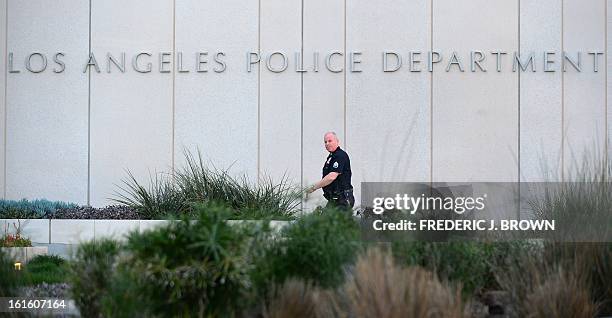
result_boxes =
[325,189,355,210]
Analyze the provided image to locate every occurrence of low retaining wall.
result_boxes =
[1,219,290,244]
[0,246,48,263]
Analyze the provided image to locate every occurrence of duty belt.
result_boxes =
[333,189,353,197]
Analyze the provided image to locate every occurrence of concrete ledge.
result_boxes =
[95,220,140,240]
[50,220,95,244]
[1,246,48,263]
[139,220,170,233]
[1,219,292,245]
[227,219,291,230]
[270,220,291,232]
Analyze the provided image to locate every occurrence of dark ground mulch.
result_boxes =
[51,205,143,220]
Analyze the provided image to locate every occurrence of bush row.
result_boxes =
[1,218,610,317]
[62,202,612,317]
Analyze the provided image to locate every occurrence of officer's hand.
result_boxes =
[304,186,314,200]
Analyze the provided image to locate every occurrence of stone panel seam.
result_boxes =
[430,0,433,183]
[605,0,608,166]
[518,0,520,183]
[517,0,521,218]
[561,0,565,181]
[257,0,261,182]
[3,0,7,199]
[87,0,92,205]
[343,0,346,148]
[172,0,176,173]
[300,0,304,211]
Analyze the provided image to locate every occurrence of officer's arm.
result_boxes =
[308,172,340,193]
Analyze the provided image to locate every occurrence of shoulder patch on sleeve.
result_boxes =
[333,161,339,168]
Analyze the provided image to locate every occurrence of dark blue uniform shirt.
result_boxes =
[322,147,353,199]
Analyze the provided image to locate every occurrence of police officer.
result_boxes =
[306,131,354,209]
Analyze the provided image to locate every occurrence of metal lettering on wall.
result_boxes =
[6,50,605,74]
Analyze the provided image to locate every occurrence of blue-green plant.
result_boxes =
[0,199,77,219]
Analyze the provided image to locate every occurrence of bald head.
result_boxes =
[324,131,339,152]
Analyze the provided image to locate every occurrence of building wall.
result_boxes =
[2,0,609,207]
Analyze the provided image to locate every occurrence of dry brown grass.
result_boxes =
[262,279,318,318]
[261,248,467,318]
[339,248,466,318]
[497,244,601,318]
[545,242,612,313]
[262,279,339,318]
[525,267,598,318]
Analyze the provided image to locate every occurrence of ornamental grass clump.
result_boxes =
[524,267,599,318]
[338,248,466,318]
[495,245,601,318]
[528,152,612,242]
[262,279,333,318]
[542,242,612,315]
[174,150,301,219]
[114,170,187,219]
[526,151,612,313]
[261,248,467,318]
[113,149,301,220]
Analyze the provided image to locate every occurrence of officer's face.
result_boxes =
[324,134,339,152]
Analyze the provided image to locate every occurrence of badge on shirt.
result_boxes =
[333,161,338,168]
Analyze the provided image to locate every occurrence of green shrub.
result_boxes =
[113,149,301,220]
[254,208,361,291]
[0,199,77,219]
[69,239,121,318]
[21,255,69,285]
[118,203,261,317]
[392,241,532,296]
[99,267,146,318]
